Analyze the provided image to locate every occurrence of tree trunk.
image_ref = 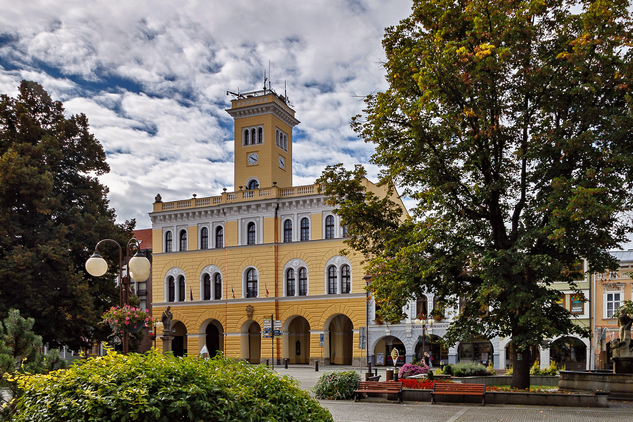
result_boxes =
[511,346,531,389]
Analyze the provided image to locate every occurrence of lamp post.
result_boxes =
[85,238,151,354]
[364,274,372,368]
[414,316,433,363]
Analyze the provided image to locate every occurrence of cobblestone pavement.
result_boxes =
[274,365,633,422]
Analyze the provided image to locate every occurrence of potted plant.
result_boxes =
[431,308,443,321]
[102,305,154,334]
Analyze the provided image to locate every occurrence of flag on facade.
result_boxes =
[231,286,235,299]
[265,283,269,297]
[190,287,193,301]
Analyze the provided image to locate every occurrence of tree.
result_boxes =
[0,81,133,350]
[318,0,633,388]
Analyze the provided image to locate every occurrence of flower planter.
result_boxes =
[123,322,145,333]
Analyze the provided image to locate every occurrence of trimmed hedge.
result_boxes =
[10,350,333,421]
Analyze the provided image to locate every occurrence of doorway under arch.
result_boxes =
[205,321,224,358]
[327,314,353,365]
[172,321,188,357]
[415,334,445,368]
[285,316,310,364]
[245,321,261,364]
[550,336,587,370]
[373,335,405,366]
[458,335,493,366]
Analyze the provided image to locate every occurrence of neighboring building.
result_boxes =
[592,250,633,370]
[150,88,406,365]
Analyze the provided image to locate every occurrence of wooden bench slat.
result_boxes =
[431,383,486,406]
[354,381,403,403]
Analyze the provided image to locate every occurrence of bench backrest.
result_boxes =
[433,383,485,393]
[357,381,402,391]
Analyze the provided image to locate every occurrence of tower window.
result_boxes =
[247,179,259,190]
[244,129,249,145]
[300,218,310,241]
[242,125,264,146]
[275,128,288,152]
[258,127,263,144]
[284,219,292,243]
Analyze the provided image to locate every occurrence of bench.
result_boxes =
[354,380,403,403]
[431,382,486,405]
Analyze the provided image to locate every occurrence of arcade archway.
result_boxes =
[172,321,187,357]
[327,314,353,365]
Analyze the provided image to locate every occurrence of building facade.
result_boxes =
[150,89,404,365]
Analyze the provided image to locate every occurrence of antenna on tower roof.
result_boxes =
[263,70,267,93]
[269,60,272,90]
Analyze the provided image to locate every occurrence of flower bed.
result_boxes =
[401,379,436,390]
[102,305,153,334]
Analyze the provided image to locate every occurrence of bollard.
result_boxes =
[315,360,319,372]
[394,372,399,382]
[284,358,288,369]
[266,359,269,366]
[368,361,372,374]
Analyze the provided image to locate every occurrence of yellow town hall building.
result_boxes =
[150,87,402,365]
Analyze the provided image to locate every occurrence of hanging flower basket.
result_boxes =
[102,305,153,335]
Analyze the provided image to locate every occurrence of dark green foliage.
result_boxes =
[313,371,361,400]
[0,81,133,349]
[442,365,453,376]
[426,369,435,380]
[319,0,633,389]
[0,309,68,419]
[11,350,333,422]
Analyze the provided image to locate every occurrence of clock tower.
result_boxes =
[226,88,299,190]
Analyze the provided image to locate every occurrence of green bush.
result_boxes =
[11,349,332,421]
[313,370,361,400]
[531,360,563,376]
[442,364,453,375]
[426,369,435,380]
[450,362,494,377]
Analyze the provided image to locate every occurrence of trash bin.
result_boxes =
[385,369,393,381]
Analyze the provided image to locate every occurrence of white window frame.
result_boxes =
[164,267,186,302]
[200,265,222,301]
[323,256,352,294]
[604,287,624,318]
[283,259,309,297]
[243,267,259,298]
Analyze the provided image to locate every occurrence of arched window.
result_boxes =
[203,274,211,300]
[214,273,222,300]
[286,268,295,296]
[299,267,308,296]
[246,268,258,298]
[416,295,428,318]
[244,129,250,145]
[165,231,173,252]
[251,128,256,144]
[168,276,175,302]
[179,230,187,251]
[247,222,256,245]
[341,264,351,294]
[258,127,263,143]
[200,227,209,249]
[247,179,259,190]
[178,276,186,302]
[284,219,292,243]
[215,226,224,248]
[325,215,335,239]
[328,265,337,294]
[300,217,309,241]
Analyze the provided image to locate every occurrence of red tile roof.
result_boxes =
[133,229,152,250]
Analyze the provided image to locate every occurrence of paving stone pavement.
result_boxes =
[273,365,633,422]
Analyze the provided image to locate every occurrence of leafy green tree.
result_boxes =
[318,0,633,389]
[0,81,133,350]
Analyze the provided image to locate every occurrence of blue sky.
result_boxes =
[0,0,412,228]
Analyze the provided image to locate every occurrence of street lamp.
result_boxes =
[85,238,151,354]
[414,316,434,364]
[364,274,372,368]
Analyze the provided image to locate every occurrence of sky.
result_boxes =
[0,0,413,228]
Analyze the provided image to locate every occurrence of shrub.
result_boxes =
[427,369,435,380]
[11,349,332,421]
[443,364,453,375]
[398,362,429,378]
[313,370,361,400]
[450,362,494,377]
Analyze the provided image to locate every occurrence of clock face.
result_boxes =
[247,152,259,165]
[278,156,285,169]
